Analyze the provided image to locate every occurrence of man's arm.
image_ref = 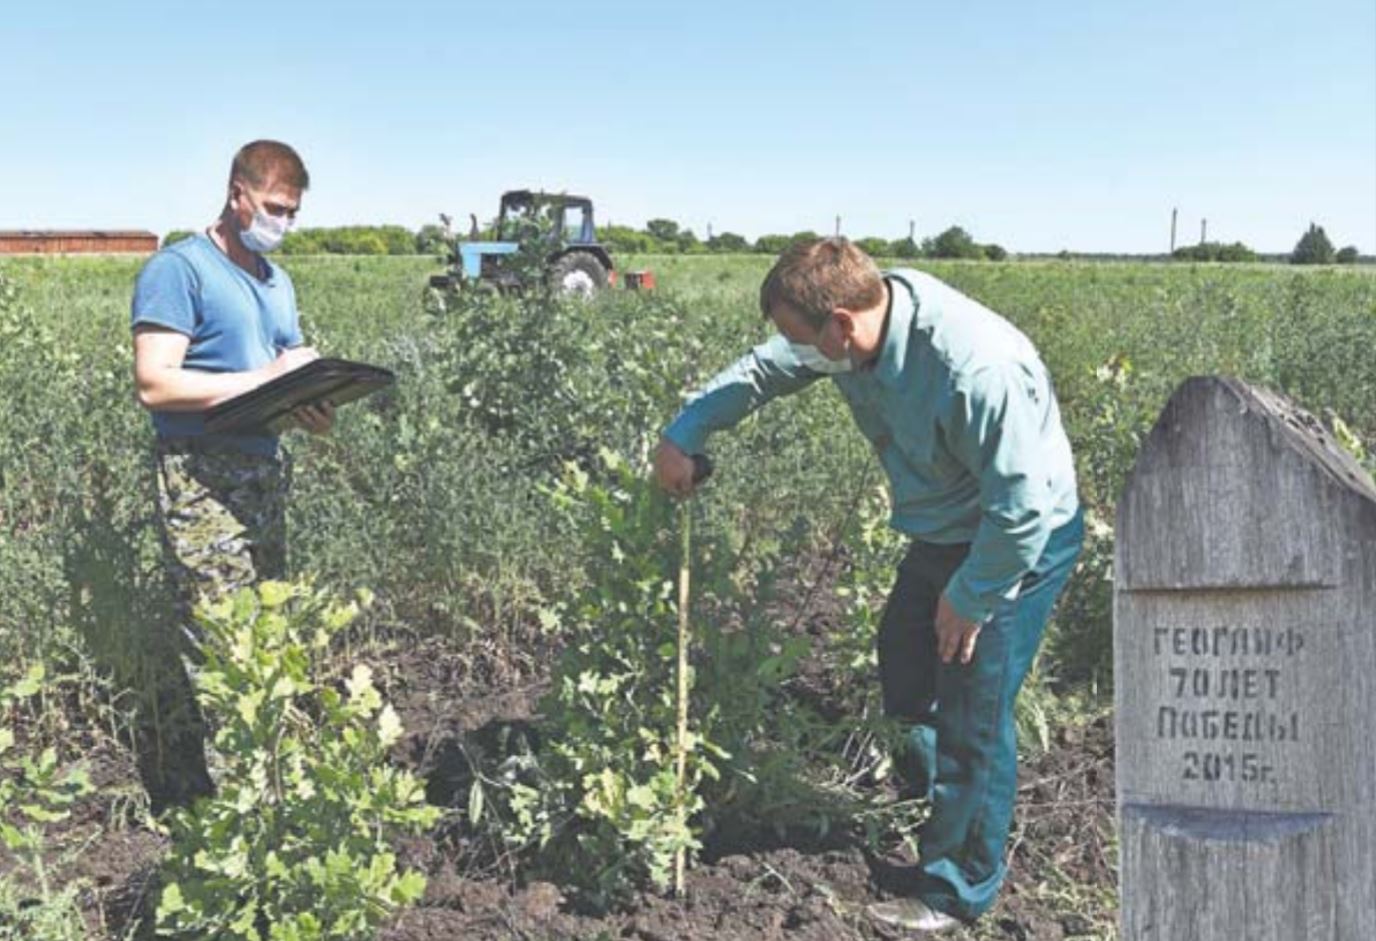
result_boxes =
[132,326,317,411]
[941,362,1058,625]
[655,334,825,493]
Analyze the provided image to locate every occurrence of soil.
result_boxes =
[10,563,1117,940]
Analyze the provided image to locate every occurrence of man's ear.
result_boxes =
[832,308,857,340]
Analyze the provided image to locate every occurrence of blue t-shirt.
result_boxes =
[131,233,303,454]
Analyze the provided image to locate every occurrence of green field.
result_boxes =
[1,253,1374,938]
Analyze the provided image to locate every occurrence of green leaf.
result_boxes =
[265,851,290,880]
[158,881,186,916]
[258,580,294,608]
[391,869,427,904]
[230,903,261,937]
[346,664,375,699]
[468,779,485,825]
[13,663,44,697]
[626,784,656,810]
[377,704,403,748]
[0,822,27,850]
[20,803,68,823]
[236,690,264,726]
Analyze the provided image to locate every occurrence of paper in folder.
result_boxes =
[204,357,396,435]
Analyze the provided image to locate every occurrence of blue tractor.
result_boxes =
[429,190,615,297]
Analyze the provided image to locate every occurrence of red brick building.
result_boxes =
[0,230,159,254]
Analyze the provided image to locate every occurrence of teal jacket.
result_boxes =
[663,268,1079,623]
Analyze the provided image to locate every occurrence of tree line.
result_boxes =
[162,219,1364,265]
[594,219,1011,260]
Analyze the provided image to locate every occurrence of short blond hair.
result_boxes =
[759,237,885,329]
[229,140,310,191]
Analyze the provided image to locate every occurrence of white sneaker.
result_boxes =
[865,897,960,933]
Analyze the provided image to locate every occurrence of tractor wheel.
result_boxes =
[548,252,608,298]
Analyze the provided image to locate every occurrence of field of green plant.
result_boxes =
[0,252,1373,939]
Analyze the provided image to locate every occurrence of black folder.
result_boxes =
[204,357,396,435]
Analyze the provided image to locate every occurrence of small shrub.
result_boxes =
[0,665,92,941]
[480,451,857,907]
[157,581,438,940]
[488,455,721,905]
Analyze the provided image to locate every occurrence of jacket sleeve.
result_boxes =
[941,361,1057,623]
[662,335,826,454]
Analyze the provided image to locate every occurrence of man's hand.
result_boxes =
[935,593,982,665]
[265,345,320,381]
[653,438,698,497]
[293,400,335,435]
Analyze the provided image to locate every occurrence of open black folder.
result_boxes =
[204,357,396,435]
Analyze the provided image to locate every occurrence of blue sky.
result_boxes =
[2,0,1373,253]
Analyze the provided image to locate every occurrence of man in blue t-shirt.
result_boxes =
[129,139,332,811]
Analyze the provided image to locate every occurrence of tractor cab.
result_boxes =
[498,190,597,246]
[430,189,615,297]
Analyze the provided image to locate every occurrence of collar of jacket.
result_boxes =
[871,271,921,388]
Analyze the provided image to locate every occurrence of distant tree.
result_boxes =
[1214,242,1256,263]
[1173,241,1257,263]
[352,233,389,256]
[929,226,985,260]
[983,243,1008,262]
[853,237,890,257]
[707,231,750,253]
[598,225,657,254]
[416,224,449,255]
[162,230,195,247]
[675,228,703,254]
[280,230,321,254]
[375,225,418,255]
[1336,245,1360,264]
[889,237,921,259]
[1291,223,1336,265]
[275,226,413,255]
[754,231,821,254]
[645,218,681,243]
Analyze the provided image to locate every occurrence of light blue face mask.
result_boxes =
[238,205,292,253]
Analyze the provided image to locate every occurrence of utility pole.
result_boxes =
[1200,218,1207,245]
[707,221,713,241]
[908,219,916,243]
[835,215,841,237]
[1170,208,1178,254]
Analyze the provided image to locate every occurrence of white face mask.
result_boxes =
[238,205,292,253]
[790,340,853,374]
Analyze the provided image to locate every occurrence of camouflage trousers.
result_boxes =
[138,439,290,812]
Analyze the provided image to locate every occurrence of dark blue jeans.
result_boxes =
[877,509,1084,921]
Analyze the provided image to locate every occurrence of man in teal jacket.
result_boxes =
[654,238,1082,932]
